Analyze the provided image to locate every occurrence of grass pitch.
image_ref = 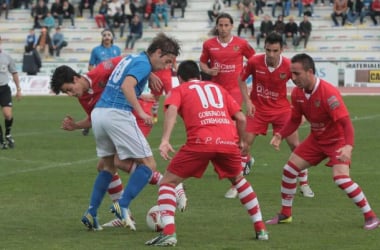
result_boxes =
[0,96,379,250]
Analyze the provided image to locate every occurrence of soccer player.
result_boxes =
[199,12,256,199]
[81,33,181,231]
[50,55,187,230]
[145,60,268,247]
[238,32,314,198]
[266,53,380,230]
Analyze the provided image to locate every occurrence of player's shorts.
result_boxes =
[246,111,291,135]
[134,99,155,137]
[166,145,242,179]
[0,85,12,107]
[91,108,153,160]
[293,134,351,167]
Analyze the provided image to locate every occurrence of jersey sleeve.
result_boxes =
[199,41,210,64]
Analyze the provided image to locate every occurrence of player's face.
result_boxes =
[290,62,312,89]
[60,77,86,97]
[151,50,176,71]
[264,43,283,67]
[216,18,233,39]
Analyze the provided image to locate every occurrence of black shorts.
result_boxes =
[0,85,12,107]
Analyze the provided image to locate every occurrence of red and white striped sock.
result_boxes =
[280,162,300,217]
[158,184,177,235]
[334,175,377,220]
[297,169,309,186]
[107,172,123,202]
[234,177,266,232]
[149,171,163,185]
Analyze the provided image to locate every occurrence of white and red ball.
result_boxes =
[146,205,163,232]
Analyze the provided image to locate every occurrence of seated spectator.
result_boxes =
[168,0,187,18]
[296,14,312,48]
[331,0,348,26]
[347,0,364,24]
[0,0,10,19]
[273,14,286,41]
[272,0,285,17]
[360,0,373,24]
[51,0,63,20]
[95,0,108,28]
[254,0,265,16]
[237,0,254,11]
[256,14,274,47]
[43,11,56,33]
[153,0,169,28]
[22,44,42,76]
[52,26,68,57]
[109,7,126,38]
[284,16,298,47]
[59,0,75,28]
[122,0,137,27]
[106,0,122,29]
[237,5,255,37]
[207,0,224,25]
[33,0,49,28]
[26,28,38,48]
[78,0,95,18]
[125,14,143,50]
[369,0,380,25]
[36,26,53,58]
[298,0,315,17]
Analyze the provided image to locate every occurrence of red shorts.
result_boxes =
[167,146,242,179]
[134,99,155,137]
[293,135,351,167]
[246,111,290,135]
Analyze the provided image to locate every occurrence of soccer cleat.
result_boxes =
[224,186,238,199]
[242,156,255,176]
[1,142,8,150]
[364,217,380,230]
[110,202,136,231]
[299,184,315,198]
[255,230,269,240]
[145,233,177,246]
[5,135,15,148]
[81,212,103,231]
[175,183,188,212]
[102,218,124,227]
[265,214,293,224]
[82,128,90,136]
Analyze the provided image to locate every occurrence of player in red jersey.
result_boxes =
[266,53,380,230]
[239,32,314,198]
[145,60,268,247]
[50,56,187,229]
[199,12,256,198]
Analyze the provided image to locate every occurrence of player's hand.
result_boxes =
[15,89,22,101]
[208,66,219,76]
[159,141,175,160]
[138,111,153,127]
[239,140,248,155]
[245,101,255,117]
[336,145,353,162]
[270,133,282,151]
[61,115,76,131]
[149,72,163,92]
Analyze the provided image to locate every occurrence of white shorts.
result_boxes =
[91,108,153,160]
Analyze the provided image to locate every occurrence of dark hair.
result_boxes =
[50,65,80,94]
[146,32,181,57]
[291,53,316,74]
[177,60,200,81]
[265,32,284,48]
[216,12,234,25]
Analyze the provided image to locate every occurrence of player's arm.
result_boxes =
[12,72,22,100]
[61,115,91,131]
[233,110,248,155]
[336,116,354,162]
[159,104,177,160]
[148,72,163,92]
[199,61,219,76]
[238,75,254,116]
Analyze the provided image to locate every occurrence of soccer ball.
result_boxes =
[146,205,163,232]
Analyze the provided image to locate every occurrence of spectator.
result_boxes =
[153,0,169,28]
[43,11,56,33]
[284,16,299,47]
[237,0,254,11]
[298,0,315,17]
[125,14,143,50]
[273,14,286,41]
[256,14,274,47]
[347,0,364,24]
[331,0,348,26]
[296,14,312,48]
[207,0,224,25]
[59,0,75,28]
[122,0,137,27]
[0,0,10,19]
[110,7,126,38]
[78,0,95,18]
[168,0,187,18]
[22,44,42,75]
[33,0,49,28]
[142,0,155,27]
[95,0,108,28]
[52,26,68,57]
[237,5,255,37]
[36,26,53,58]
[360,0,373,24]
[272,0,285,17]
[106,0,122,29]
[369,0,380,25]
[26,28,38,48]
[255,0,266,16]
[224,0,232,6]
[50,0,63,21]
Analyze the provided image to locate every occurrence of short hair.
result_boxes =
[265,32,284,48]
[177,60,200,81]
[216,12,234,25]
[146,32,181,57]
[291,53,316,74]
[50,65,80,94]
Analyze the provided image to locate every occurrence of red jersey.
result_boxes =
[241,54,291,115]
[290,78,350,144]
[164,80,241,152]
[200,36,255,92]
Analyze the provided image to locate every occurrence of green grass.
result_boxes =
[1,96,380,250]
